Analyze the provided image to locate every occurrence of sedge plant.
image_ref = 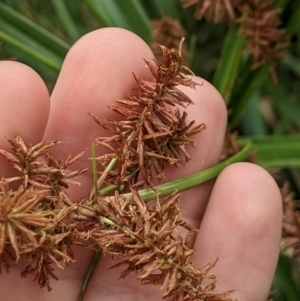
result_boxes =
[1,1,300,301]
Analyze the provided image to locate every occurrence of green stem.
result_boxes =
[89,156,118,198]
[78,251,101,301]
[50,0,80,42]
[212,23,245,104]
[123,139,253,202]
[99,184,120,195]
[91,143,98,198]
[79,152,118,301]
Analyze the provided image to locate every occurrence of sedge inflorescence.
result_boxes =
[181,0,287,81]
[90,38,206,191]
[0,41,236,300]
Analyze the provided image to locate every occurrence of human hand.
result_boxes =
[0,28,282,301]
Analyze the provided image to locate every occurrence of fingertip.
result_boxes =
[194,162,282,301]
[178,76,227,173]
[50,28,154,110]
[0,61,50,139]
[46,27,154,144]
[193,77,227,156]
[0,61,50,176]
[217,162,282,230]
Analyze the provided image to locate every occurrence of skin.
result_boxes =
[0,28,282,301]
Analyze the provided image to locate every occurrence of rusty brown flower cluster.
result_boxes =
[0,138,236,299]
[281,183,300,259]
[182,0,243,23]
[0,43,237,300]
[90,38,205,191]
[0,136,87,290]
[238,0,288,81]
[181,0,288,81]
[75,191,234,301]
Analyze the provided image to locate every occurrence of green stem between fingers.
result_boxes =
[123,139,253,202]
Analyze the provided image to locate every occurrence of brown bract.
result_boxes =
[0,136,87,194]
[21,207,76,291]
[90,39,206,191]
[0,136,87,290]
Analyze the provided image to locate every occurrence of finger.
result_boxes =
[43,28,154,200]
[0,62,55,300]
[193,162,282,301]
[0,63,95,300]
[0,61,50,177]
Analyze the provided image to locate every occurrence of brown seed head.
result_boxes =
[91,39,206,190]
[238,0,288,81]
[182,0,243,23]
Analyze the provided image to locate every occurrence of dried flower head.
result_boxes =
[151,16,189,65]
[0,136,87,194]
[281,183,300,259]
[77,191,236,301]
[238,0,288,81]
[90,39,206,190]
[0,180,49,261]
[21,208,76,291]
[182,0,243,23]
[0,136,87,289]
[0,179,76,289]
[182,0,288,81]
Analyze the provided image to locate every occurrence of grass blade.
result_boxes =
[0,30,61,72]
[212,23,245,104]
[272,254,300,301]
[282,53,300,77]
[0,2,69,57]
[239,135,300,168]
[50,0,81,42]
[151,0,181,19]
[229,65,269,128]
[84,0,151,43]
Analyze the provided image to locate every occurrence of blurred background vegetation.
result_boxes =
[0,0,300,300]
